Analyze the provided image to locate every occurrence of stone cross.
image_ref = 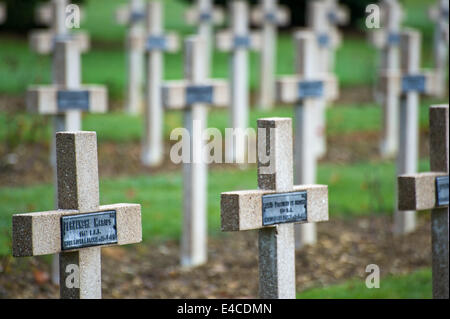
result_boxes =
[305,0,344,158]
[27,37,107,284]
[369,0,404,158]
[141,0,179,167]
[115,0,146,115]
[250,0,290,110]
[276,31,337,249]
[185,0,225,77]
[398,104,449,299]
[0,2,6,24]
[12,131,142,299]
[380,29,438,234]
[216,0,261,163]
[428,0,449,98]
[221,118,329,298]
[30,0,89,55]
[162,36,229,268]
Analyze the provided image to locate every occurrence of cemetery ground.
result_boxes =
[0,0,447,298]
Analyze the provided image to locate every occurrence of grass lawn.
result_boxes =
[0,0,439,97]
[297,268,432,299]
[0,158,430,256]
[1,98,443,145]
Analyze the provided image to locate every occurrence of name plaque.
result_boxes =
[199,12,212,22]
[262,191,307,226]
[57,90,90,112]
[401,75,426,93]
[61,210,118,250]
[186,85,213,105]
[317,33,330,48]
[130,11,145,24]
[298,80,324,99]
[146,35,167,51]
[436,176,449,207]
[265,12,277,23]
[387,32,400,45]
[234,36,251,48]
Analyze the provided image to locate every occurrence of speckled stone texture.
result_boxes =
[430,104,449,299]
[221,185,328,231]
[398,172,448,210]
[257,118,293,192]
[12,132,142,299]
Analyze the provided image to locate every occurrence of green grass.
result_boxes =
[0,0,440,97]
[0,159,430,256]
[297,268,432,299]
[1,99,443,145]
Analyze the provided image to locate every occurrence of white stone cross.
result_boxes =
[276,31,337,249]
[30,0,89,55]
[368,0,404,158]
[115,0,146,115]
[185,0,225,77]
[221,117,329,298]
[162,36,229,268]
[250,0,290,110]
[397,104,448,299]
[306,0,344,158]
[379,29,438,234]
[216,0,261,163]
[428,0,449,98]
[27,37,107,284]
[141,0,179,167]
[12,131,142,299]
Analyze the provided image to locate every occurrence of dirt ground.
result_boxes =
[0,215,431,299]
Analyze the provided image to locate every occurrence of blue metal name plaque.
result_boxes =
[186,85,213,105]
[262,191,307,226]
[57,90,90,112]
[436,176,449,207]
[234,36,251,48]
[61,210,118,250]
[298,81,324,99]
[402,75,426,93]
[146,35,167,51]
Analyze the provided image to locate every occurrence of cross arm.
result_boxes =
[185,6,225,25]
[144,32,180,52]
[221,185,328,232]
[250,5,290,26]
[276,74,338,104]
[12,203,142,257]
[29,30,90,54]
[162,79,229,110]
[215,29,261,51]
[27,85,108,115]
[379,69,438,96]
[398,172,448,211]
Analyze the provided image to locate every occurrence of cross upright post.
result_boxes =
[392,29,437,234]
[30,0,89,55]
[163,36,229,268]
[216,0,261,163]
[250,0,290,110]
[115,0,146,115]
[369,0,404,158]
[221,118,329,298]
[397,104,449,299]
[12,131,142,299]
[141,0,179,166]
[185,0,225,78]
[276,31,337,249]
[428,0,449,98]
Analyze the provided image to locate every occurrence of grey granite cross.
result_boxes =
[12,131,142,299]
[221,118,329,298]
[398,104,449,299]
